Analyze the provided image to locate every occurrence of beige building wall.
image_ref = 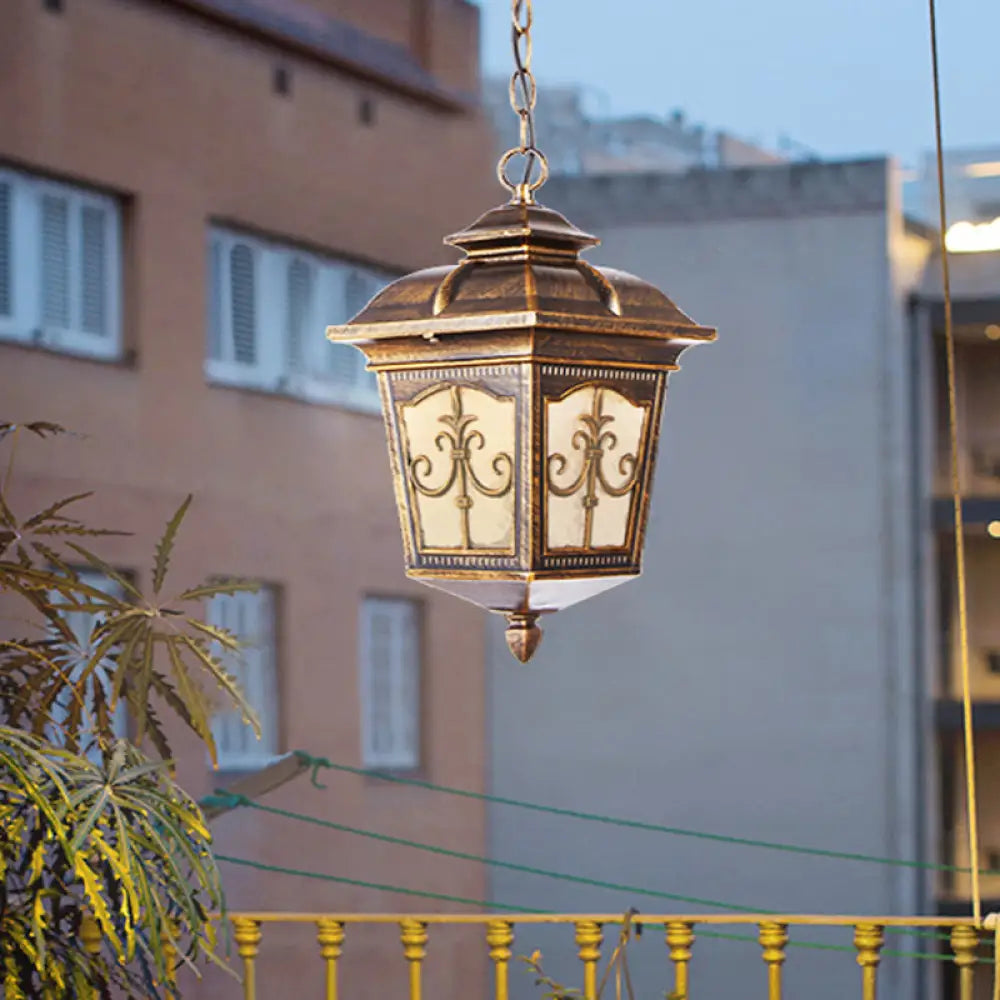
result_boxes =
[0,0,498,995]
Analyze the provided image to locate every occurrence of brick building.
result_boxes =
[0,0,497,995]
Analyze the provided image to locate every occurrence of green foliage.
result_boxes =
[0,421,261,997]
[0,425,259,766]
[518,913,671,1000]
[519,950,584,1000]
[0,729,223,997]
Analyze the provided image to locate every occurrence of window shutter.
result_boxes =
[207,237,223,360]
[208,588,279,769]
[349,271,383,404]
[286,257,313,373]
[396,601,419,762]
[368,606,395,758]
[41,194,70,330]
[361,598,420,769]
[324,268,368,387]
[49,572,127,760]
[209,592,244,760]
[0,181,10,320]
[80,205,108,337]
[229,243,257,365]
[345,268,376,318]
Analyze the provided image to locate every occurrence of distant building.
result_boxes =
[483,156,997,1000]
[481,78,789,174]
[905,146,1000,235]
[0,0,495,996]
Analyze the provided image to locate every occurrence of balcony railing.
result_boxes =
[221,911,988,1000]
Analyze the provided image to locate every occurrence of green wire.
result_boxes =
[215,854,986,964]
[290,752,998,878]
[204,790,970,946]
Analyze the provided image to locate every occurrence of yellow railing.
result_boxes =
[222,912,988,1000]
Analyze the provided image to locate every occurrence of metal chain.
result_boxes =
[497,0,549,203]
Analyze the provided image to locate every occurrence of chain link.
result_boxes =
[497,0,549,203]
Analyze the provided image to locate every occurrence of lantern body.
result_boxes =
[328,202,715,660]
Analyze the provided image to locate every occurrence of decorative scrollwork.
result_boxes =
[408,386,514,549]
[547,387,641,548]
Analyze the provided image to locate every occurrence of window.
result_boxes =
[987,651,1000,676]
[50,571,127,762]
[359,597,420,769]
[207,587,280,770]
[206,226,391,412]
[0,165,122,359]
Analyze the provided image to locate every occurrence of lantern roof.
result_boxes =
[327,202,717,347]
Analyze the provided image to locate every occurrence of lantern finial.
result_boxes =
[505,612,543,663]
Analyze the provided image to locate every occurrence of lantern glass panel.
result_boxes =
[545,384,650,551]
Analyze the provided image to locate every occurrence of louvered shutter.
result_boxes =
[209,589,279,769]
[360,598,420,769]
[369,606,395,759]
[0,181,11,323]
[207,236,224,360]
[0,171,121,354]
[209,592,244,761]
[393,600,419,765]
[324,266,365,388]
[205,231,285,388]
[324,269,384,409]
[286,257,313,373]
[41,193,70,331]
[229,243,257,365]
[80,205,108,337]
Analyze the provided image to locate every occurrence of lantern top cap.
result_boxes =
[443,200,600,260]
[327,201,717,347]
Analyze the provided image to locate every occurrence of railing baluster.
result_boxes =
[666,921,694,1000]
[400,919,429,1000]
[853,923,884,1000]
[575,920,603,1000]
[950,925,979,1000]
[233,917,263,1000]
[758,922,788,1000]
[487,920,515,1000]
[317,919,346,1000]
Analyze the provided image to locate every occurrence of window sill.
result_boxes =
[205,367,382,417]
[0,330,130,367]
[211,753,287,777]
[360,762,424,784]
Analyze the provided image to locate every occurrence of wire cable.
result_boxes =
[927,0,982,928]
[204,791,966,945]
[214,854,983,964]
[289,752,997,878]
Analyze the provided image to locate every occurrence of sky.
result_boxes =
[473,0,1000,167]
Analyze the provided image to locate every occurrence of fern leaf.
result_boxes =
[22,421,69,439]
[177,636,260,739]
[0,488,17,529]
[33,523,129,538]
[176,578,259,602]
[162,643,214,759]
[140,700,173,761]
[130,630,156,745]
[62,544,142,601]
[21,493,94,531]
[152,495,192,595]
[184,619,241,651]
